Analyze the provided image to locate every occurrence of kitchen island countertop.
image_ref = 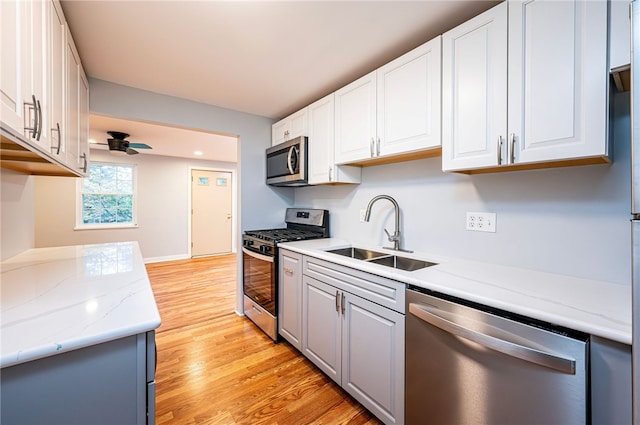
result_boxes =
[0,242,161,368]
[280,238,631,345]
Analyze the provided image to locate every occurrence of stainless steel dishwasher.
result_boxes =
[406,285,589,425]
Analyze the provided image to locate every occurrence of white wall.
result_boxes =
[33,150,236,262]
[1,169,35,260]
[294,90,631,285]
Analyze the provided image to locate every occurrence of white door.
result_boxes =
[334,71,377,164]
[508,0,608,164]
[377,35,442,157]
[1,0,25,134]
[441,2,508,171]
[191,169,232,257]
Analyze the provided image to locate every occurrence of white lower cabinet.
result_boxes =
[301,256,405,425]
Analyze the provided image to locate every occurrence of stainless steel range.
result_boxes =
[242,208,329,341]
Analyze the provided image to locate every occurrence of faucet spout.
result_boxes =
[364,195,402,251]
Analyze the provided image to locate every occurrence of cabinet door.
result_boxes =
[610,0,631,72]
[272,118,289,146]
[271,108,308,146]
[24,0,51,153]
[442,2,508,172]
[65,26,80,172]
[308,94,335,184]
[278,250,303,350]
[302,276,341,385]
[78,70,90,176]
[0,0,26,134]
[49,0,66,162]
[508,0,608,164]
[334,71,377,164]
[377,36,442,157]
[342,293,405,425]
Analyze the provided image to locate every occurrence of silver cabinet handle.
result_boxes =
[24,94,38,139]
[370,138,375,157]
[328,167,332,182]
[35,99,42,141]
[509,133,516,164]
[284,267,294,275]
[335,291,340,313]
[376,138,380,157]
[497,135,503,165]
[80,152,88,173]
[341,292,345,315]
[52,123,62,155]
[408,303,576,374]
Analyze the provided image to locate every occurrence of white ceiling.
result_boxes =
[60,0,499,160]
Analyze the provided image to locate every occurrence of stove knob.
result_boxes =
[260,245,272,254]
[244,239,254,247]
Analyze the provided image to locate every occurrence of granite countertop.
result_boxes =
[0,242,161,368]
[279,238,631,345]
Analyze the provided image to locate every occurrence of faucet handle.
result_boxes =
[384,228,400,242]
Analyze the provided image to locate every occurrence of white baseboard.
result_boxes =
[144,254,190,264]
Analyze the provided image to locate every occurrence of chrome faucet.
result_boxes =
[364,194,411,252]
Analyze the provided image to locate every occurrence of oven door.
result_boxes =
[242,247,276,315]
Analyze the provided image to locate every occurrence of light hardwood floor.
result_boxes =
[146,254,382,425]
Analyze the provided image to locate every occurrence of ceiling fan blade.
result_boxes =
[128,143,152,149]
[126,148,139,155]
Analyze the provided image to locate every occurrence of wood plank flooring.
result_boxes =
[146,255,382,425]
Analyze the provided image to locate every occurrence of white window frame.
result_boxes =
[76,161,139,230]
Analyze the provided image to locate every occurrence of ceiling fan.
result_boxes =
[97,131,153,155]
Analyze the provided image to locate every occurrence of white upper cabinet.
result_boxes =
[335,36,442,165]
[334,71,377,163]
[610,0,631,72]
[0,0,25,133]
[442,3,508,171]
[307,93,361,185]
[377,35,442,158]
[0,0,88,177]
[49,0,66,163]
[443,0,610,173]
[272,108,308,146]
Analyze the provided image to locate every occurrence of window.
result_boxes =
[77,162,137,228]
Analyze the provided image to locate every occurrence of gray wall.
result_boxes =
[294,90,631,285]
[1,169,35,260]
[80,79,291,313]
[34,150,237,262]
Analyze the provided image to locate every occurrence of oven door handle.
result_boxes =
[242,247,275,263]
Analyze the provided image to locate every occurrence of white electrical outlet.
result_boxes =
[466,212,496,233]
[359,209,366,223]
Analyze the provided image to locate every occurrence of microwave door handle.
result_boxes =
[287,145,299,175]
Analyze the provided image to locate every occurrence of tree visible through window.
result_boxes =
[80,163,136,226]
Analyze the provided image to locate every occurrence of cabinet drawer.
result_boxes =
[303,256,405,314]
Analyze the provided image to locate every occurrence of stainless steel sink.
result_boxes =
[327,247,437,272]
[368,255,436,271]
[327,247,387,260]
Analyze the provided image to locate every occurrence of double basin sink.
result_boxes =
[327,247,436,272]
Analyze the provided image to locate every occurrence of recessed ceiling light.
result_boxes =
[194,151,203,156]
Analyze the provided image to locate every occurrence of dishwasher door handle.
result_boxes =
[409,303,576,375]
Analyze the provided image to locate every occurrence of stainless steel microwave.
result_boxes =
[266,136,308,186]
